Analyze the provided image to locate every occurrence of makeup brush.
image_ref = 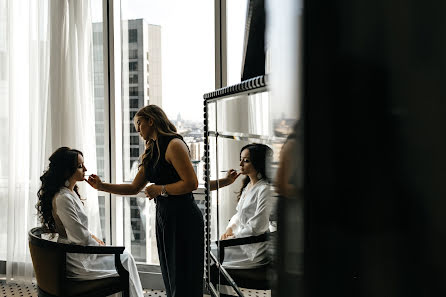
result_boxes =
[85,174,102,178]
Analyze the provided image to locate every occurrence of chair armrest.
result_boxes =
[59,243,125,254]
[29,234,125,254]
[214,231,276,263]
[63,243,129,284]
[218,232,269,248]
[58,243,129,282]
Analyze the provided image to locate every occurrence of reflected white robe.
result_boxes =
[223,179,272,269]
[52,188,143,297]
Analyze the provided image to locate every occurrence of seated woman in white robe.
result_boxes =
[36,147,144,297]
[211,143,273,269]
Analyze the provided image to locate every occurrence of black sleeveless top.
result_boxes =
[144,134,189,187]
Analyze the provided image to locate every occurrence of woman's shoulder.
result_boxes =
[257,179,270,188]
[159,134,184,150]
[165,136,189,153]
[167,137,186,147]
[54,188,76,206]
[241,180,270,199]
[55,187,70,198]
[159,133,182,141]
[254,180,272,196]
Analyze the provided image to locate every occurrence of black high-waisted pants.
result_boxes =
[155,194,204,297]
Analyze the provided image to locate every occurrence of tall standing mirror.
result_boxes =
[204,75,293,296]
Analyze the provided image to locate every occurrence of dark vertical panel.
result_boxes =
[304,1,446,296]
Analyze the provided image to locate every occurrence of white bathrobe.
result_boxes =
[223,179,272,269]
[52,187,144,297]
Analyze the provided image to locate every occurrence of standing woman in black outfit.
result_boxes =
[87,104,204,297]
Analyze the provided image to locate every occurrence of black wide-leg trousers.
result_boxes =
[155,195,204,297]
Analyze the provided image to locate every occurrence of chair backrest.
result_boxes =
[28,227,67,296]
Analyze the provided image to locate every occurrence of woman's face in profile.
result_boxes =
[239,149,256,176]
[135,117,153,141]
[72,154,87,182]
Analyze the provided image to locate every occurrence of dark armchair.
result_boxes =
[28,227,129,297]
[210,231,276,296]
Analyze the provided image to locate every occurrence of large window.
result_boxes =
[0,0,217,275]
[91,0,109,244]
[226,0,248,85]
[120,0,215,265]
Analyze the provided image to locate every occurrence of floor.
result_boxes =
[0,281,168,297]
[0,280,269,296]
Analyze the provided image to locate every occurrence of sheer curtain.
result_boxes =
[1,0,101,283]
[248,92,272,137]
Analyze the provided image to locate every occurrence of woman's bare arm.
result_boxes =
[87,167,148,196]
[275,139,297,197]
[144,138,198,198]
[209,169,240,191]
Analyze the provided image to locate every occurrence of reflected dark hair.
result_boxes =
[36,147,83,233]
[238,143,273,200]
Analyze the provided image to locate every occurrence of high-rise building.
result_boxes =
[122,19,162,179]
[92,23,106,178]
[92,23,107,243]
[93,19,162,262]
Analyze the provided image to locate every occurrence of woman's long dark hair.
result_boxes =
[36,147,83,232]
[238,143,273,200]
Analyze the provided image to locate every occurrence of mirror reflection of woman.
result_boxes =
[219,144,273,268]
[36,147,143,297]
[87,105,204,297]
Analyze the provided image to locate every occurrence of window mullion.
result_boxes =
[105,0,124,246]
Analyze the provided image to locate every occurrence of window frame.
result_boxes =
[102,0,225,289]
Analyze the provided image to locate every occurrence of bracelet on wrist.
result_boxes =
[160,185,168,197]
